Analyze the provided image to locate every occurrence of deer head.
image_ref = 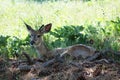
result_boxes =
[24,22,52,46]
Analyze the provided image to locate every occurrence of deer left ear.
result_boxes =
[45,23,52,32]
[40,23,52,33]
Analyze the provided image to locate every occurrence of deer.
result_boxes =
[24,22,96,61]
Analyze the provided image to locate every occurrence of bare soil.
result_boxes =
[0,51,120,80]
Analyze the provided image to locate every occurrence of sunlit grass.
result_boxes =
[0,0,120,39]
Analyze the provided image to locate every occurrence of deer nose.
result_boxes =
[30,41,35,45]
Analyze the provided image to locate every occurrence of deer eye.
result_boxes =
[37,35,41,38]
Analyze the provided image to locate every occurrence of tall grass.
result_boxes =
[0,0,120,39]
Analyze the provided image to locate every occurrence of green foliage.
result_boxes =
[111,17,120,36]
[0,36,10,59]
[44,18,120,53]
[7,36,29,57]
[83,19,120,51]
[49,25,87,48]
[0,35,31,59]
[0,36,10,47]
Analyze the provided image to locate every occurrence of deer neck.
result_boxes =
[34,40,50,57]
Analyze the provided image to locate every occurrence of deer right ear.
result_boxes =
[39,23,52,33]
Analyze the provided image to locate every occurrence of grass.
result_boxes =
[0,0,120,39]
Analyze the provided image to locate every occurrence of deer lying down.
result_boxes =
[24,22,96,60]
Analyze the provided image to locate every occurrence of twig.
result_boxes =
[86,51,101,61]
[22,52,33,65]
[42,54,64,67]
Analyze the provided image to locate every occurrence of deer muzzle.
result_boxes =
[30,41,35,45]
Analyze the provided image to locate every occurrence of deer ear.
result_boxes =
[39,25,44,31]
[40,23,52,33]
[24,22,34,33]
[44,23,52,32]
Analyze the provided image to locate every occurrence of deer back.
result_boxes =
[61,44,96,59]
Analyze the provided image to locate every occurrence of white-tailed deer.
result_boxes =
[24,22,96,60]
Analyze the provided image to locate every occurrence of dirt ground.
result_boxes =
[0,51,120,80]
